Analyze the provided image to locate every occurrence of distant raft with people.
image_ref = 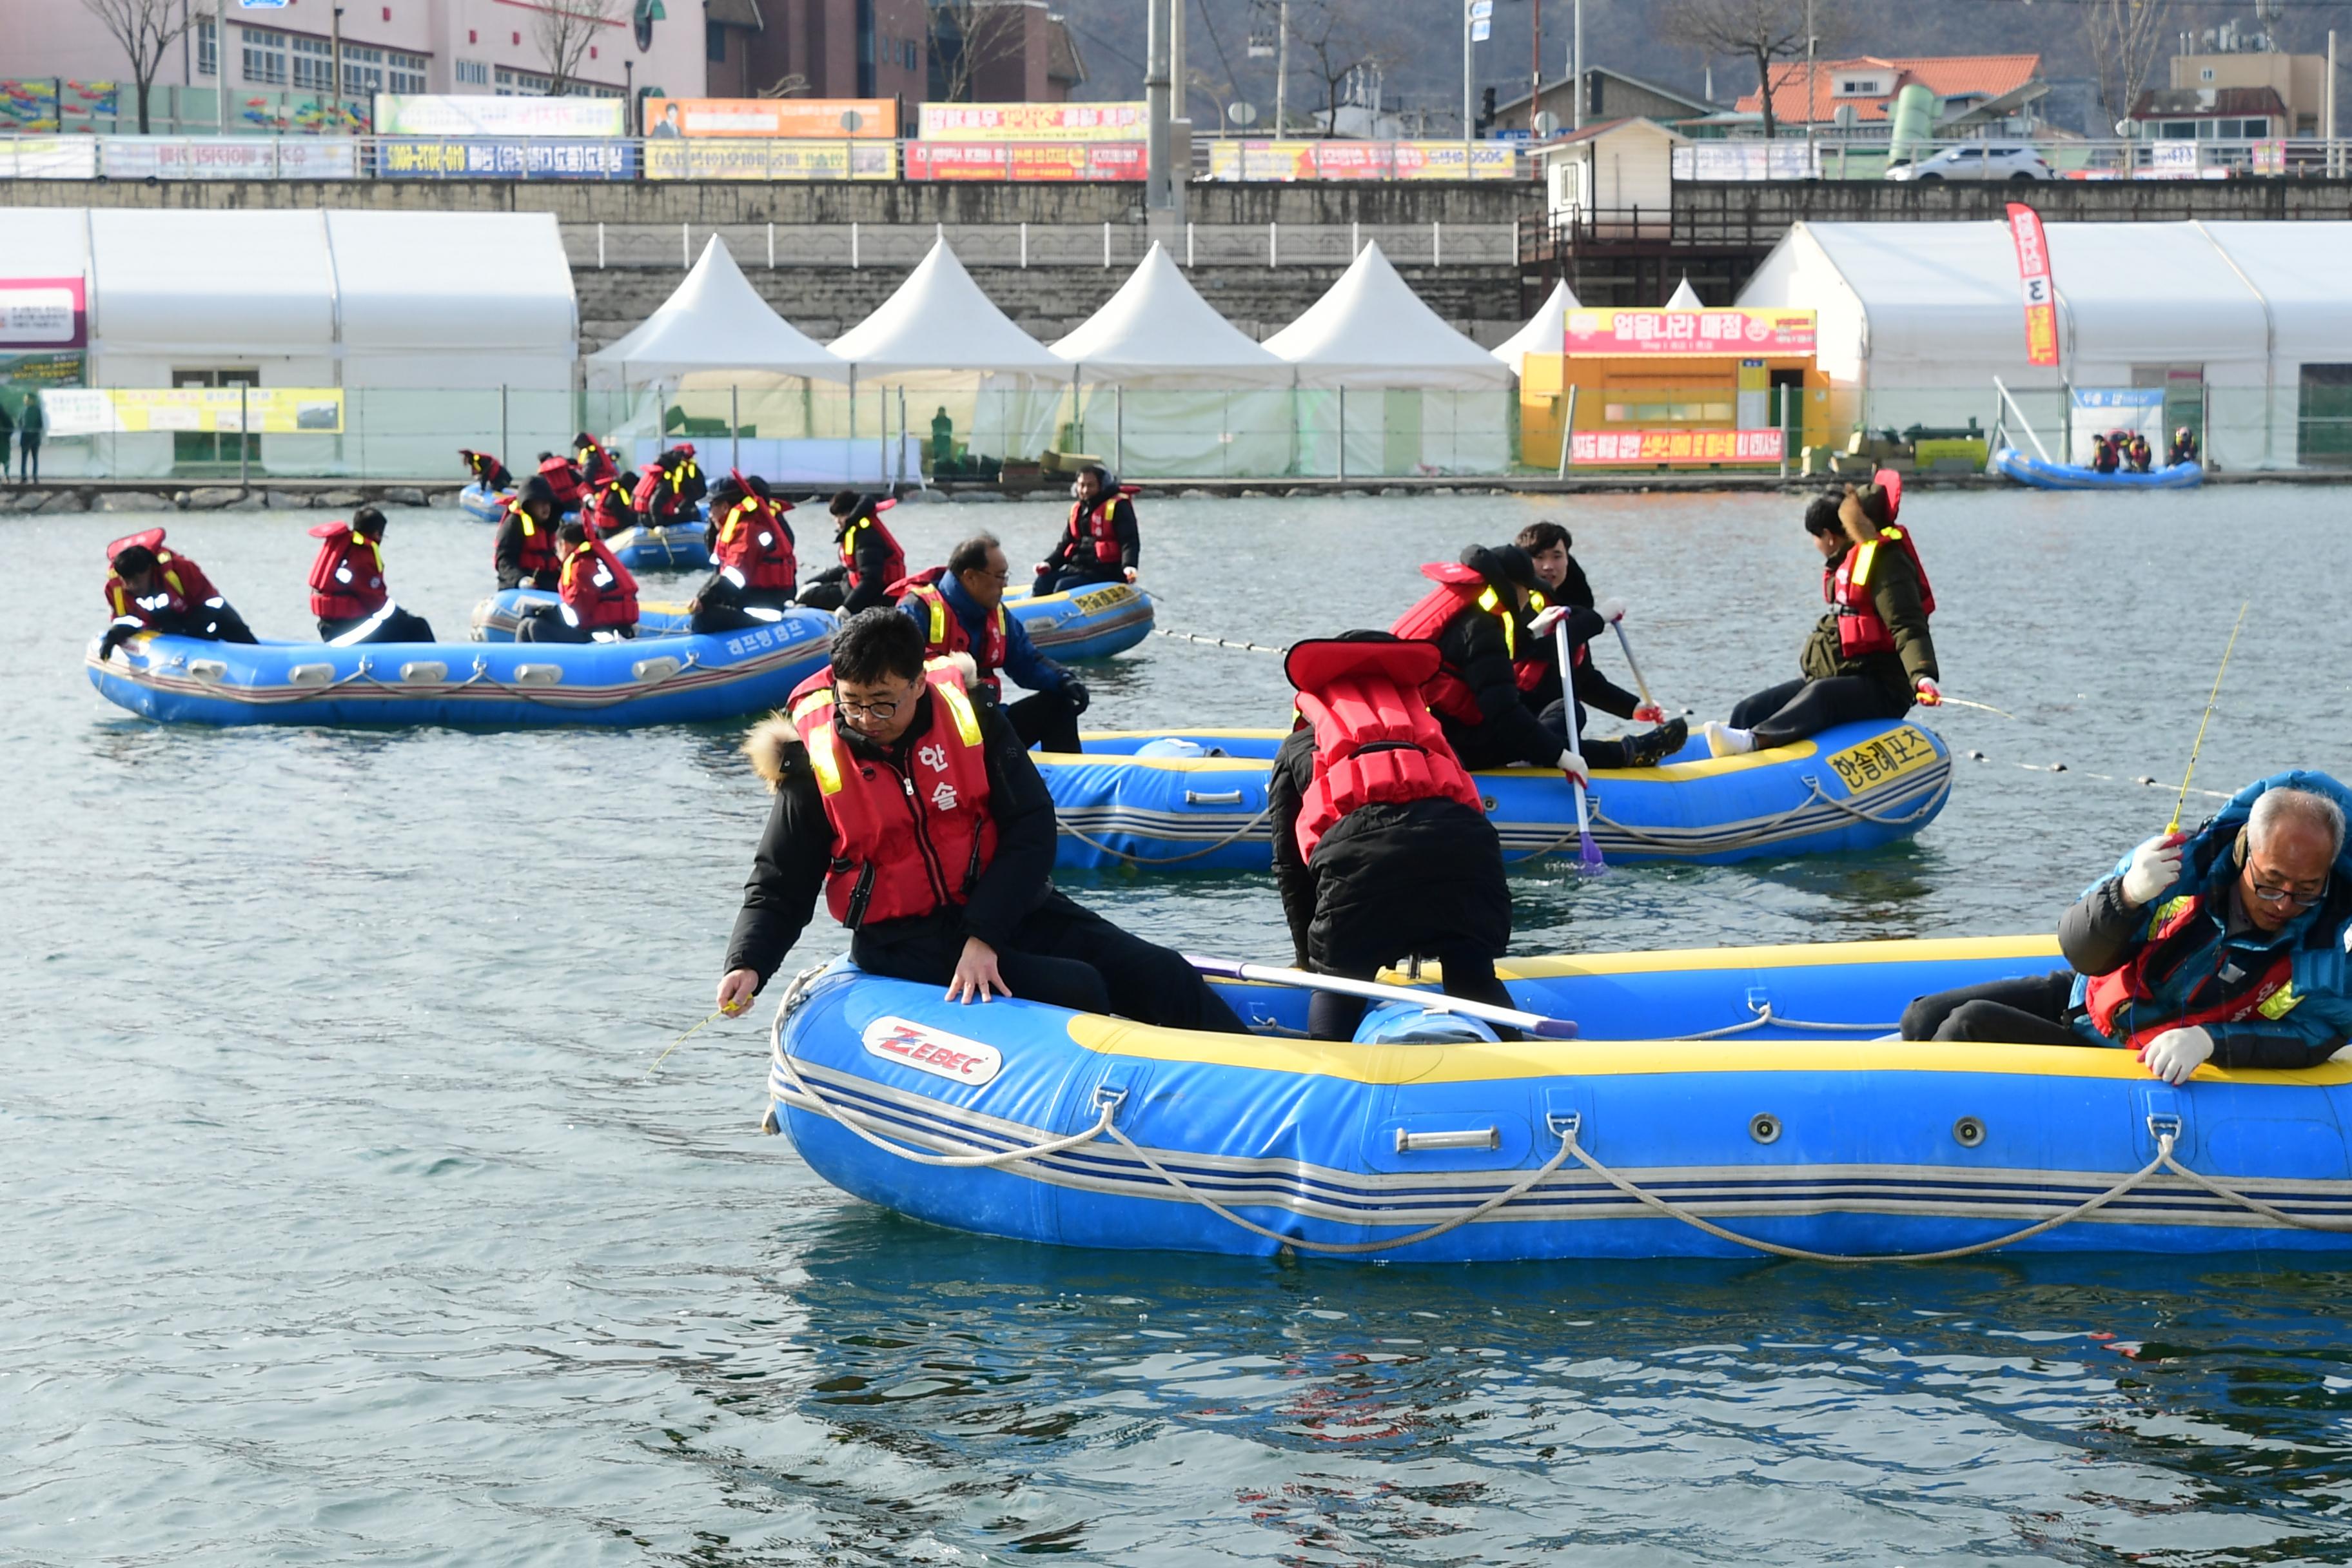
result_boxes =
[762,934,2352,1262]
[1034,717,1951,871]
[469,582,1155,662]
[606,521,713,572]
[1991,448,2205,491]
[86,614,832,728]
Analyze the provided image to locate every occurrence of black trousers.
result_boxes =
[1006,688,1083,754]
[796,579,848,612]
[1900,970,2082,1046]
[1729,676,1910,747]
[1308,951,1517,1043]
[850,890,1246,1034]
[318,607,436,645]
[516,614,634,643]
[689,575,797,634]
[1537,698,1644,769]
[1036,565,1124,596]
[17,435,37,482]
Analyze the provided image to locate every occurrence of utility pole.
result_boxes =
[1275,0,1289,132]
[217,0,228,132]
[1146,0,1172,211]
[1804,0,1816,148]
[1572,0,1583,130]
[1170,0,1188,222]
[1463,0,1473,165]
[1531,0,1541,131]
[331,5,344,128]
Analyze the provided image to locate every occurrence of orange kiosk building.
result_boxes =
[1520,305,1825,471]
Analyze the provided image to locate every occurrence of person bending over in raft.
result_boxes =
[99,529,258,658]
[580,467,639,539]
[1391,544,1680,778]
[459,448,513,493]
[2125,432,2154,473]
[632,444,706,527]
[517,520,638,643]
[898,533,1089,754]
[1510,520,1687,766]
[2169,426,2199,467]
[1271,634,1518,1042]
[1703,484,1939,758]
[493,475,563,592]
[1903,775,2352,1083]
[689,472,799,634]
[716,609,1246,1030]
[309,505,435,645]
[1032,464,1140,596]
[796,491,906,614]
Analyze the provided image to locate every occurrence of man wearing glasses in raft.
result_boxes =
[716,608,1245,1030]
[1902,775,2352,1084]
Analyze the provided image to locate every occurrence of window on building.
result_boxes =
[707,20,727,61]
[291,33,333,91]
[455,57,489,86]
[387,50,427,93]
[2200,66,2216,82]
[197,15,219,77]
[340,43,384,98]
[2157,119,2198,138]
[2299,364,2352,467]
[902,39,917,70]
[495,64,552,95]
[242,26,288,86]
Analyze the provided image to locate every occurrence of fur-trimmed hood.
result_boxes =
[740,654,979,793]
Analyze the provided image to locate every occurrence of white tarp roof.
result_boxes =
[1050,242,1293,386]
[587,235,845,385]
[2197,220,2352,365]
[1665,276,1703,309]
[828,239,1064,376]
[328,210,576,355]
[1492,279,1580,370]
[1264,242,1515,389]
[89,209,338,357]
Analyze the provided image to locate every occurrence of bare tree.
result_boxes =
[80,0,195,134]
[1660,0,1817,140]
[1286,0,1393,138]
[760,73,812,98]
[533,0,624,95]
[2081,0,2173,130]
[928,0,1030,104]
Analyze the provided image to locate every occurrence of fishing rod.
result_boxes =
[2167,600,2250,837]
[648,1004,734,1075]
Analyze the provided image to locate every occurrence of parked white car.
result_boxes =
[1885,145,2057,182]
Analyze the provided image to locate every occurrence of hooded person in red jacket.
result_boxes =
[518,520,639,643]
[308,505,436,644]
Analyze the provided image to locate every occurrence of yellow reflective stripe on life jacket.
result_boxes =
[905,585,948,647]
[1475,585,1516,659]
[1850,540,1879,586]
[2259,983,2304,1020]
[935,677,983,746]
[2151,894,2194,931]
[805,720,845,795]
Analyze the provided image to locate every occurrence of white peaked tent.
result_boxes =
[1493,279,1581,372]
[1264,241,1514,475]
[830,239,1065,376]
[585,236,846,387]
[1050,242,1293,477]
[1665,275,1703,309]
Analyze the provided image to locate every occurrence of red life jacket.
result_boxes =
[839,509,906,590]
[789,665,999,928]
[712,493,798,592]
[2081,890,2302,1049]
[1389,562,1516,727]
[538,455,583,509]
[1065,488,1134,567]
[460,449,511,490]
[307,524,388,620]
[897,570,1010,700]
[575,439,617,488]
[632,464,687,523]
[560,534,639,630]
[503,502,561,581]
[582,477,636,537]
[1825,525,1934,660]
[105,531,221,622]
[1288,640,1485,861]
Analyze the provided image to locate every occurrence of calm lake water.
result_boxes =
[8,487,2352,1564]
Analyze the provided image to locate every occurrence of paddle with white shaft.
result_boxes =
[1187,956,1578,1039]
[1612,622,1658,716]
[1527,605,1604,872]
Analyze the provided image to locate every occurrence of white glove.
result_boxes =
[2139,1026,2214,1085]
[1914,676,1943,707]
[1527,604,1569,636]
[1596,598,1626,624]
[1560,753,1591,789]
[2120,834,2184,908]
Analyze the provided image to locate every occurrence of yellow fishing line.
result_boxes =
[2168,600,2250,836]
[649,1006,730,1075]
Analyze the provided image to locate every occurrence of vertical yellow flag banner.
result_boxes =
[2005,201,2060,368]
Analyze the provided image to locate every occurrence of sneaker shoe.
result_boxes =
[1620,717,1689,769]
[1703,721,1756,759]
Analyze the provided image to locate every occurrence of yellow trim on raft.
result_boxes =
[1060,729,1827,781]
[1487,933,2062,980]
[1065,1011,2352,1086]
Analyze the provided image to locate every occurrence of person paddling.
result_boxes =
[308,505,435,645]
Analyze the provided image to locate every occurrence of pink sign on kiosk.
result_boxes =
[0,277,86,348]
[1564,307,1815,357]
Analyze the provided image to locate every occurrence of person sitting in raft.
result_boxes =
[493,476,563,592]
[308,505,435,645]
[2169,426,2200,467]
[689,473,799,634]
[99,530,258,658]
[517,520,638,643]
[2125,432,2154,473]
[534,451,585,512]
[2088,433,2119,475]
[581,467,639,538]
[573,432,620,491]
[1902,775,2352,1082]
[1510,520,1686,768]
[1032,465,1141,596]
[797,491,907,614]
[1271,633,1518,1042]
[714,608,1246,1031]
[1703,484,1939,758]
[460,448,513,493]
[632,444,706,526]
[898,533,1089,754]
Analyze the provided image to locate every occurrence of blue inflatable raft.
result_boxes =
[88,612,832,727]
[1992,447,2204,491]
[763,934,2352,1262]
[1035,718,1950,870]
[606,522,712,572]
[457,482,511,523]
[470,582,1154,664]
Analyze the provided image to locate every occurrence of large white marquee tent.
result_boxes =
[1738,219,2352,470]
